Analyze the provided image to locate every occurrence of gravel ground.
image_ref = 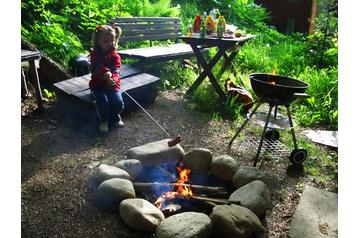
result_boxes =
[21,89,336,237]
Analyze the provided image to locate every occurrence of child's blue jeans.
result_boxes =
[92,88,124,123]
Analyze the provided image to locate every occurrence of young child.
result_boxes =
[89,25,124,132]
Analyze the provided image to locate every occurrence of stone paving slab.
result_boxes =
[302,130,338,148]
[288,185,338,238]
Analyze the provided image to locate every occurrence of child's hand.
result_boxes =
[103,71,115,86]
[106,78,115,87]
[103,71,112,80]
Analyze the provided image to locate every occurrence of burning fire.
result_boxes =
[176,166,193,197]
[268,65,278,85]
[154,166,193,210]
[272,65,278,75]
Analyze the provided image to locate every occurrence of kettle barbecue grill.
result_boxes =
[228,73,309,167]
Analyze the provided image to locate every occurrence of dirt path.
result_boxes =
[21,89,334,237]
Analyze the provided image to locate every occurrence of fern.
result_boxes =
[142,0,179,17]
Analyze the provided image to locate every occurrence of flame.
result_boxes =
[154,191,178,210]
[272,65,278,75]
[268,65,278,85]
[176,166,193,197]
[154,166,193,210]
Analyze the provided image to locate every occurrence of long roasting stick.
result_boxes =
[116,83,181,147]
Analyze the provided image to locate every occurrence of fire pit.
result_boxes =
[229,73,309,166]
[93,140,270,237]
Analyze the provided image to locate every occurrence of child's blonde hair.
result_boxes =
[92,25,122,49]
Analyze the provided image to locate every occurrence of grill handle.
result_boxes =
[293,92,310,99]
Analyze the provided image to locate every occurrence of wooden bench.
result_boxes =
[109,17,204,67]
[53,65,160,123]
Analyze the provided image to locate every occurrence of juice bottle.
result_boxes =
[205,15,214,36]
[217,16,226,34]
[200,17,205,38]
[187,20,193,36]
[217,19,224,38]
[193,15,201,33]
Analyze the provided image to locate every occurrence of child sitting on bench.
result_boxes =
[89,25,124,132]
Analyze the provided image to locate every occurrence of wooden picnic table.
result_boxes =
[179,34,256,101]
[21,49,44,110]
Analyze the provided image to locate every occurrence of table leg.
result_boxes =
[29,60,44,109]
[21,67,29,98]
[217,51,238,81]
[187,44,227,100]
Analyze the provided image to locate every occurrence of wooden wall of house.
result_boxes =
[254,0,317,34]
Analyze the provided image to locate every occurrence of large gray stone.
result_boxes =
[156,212,212,238]
[96,178,135,211]
[93,164,131,184]
[210,204,264,238]
[183,148,213,174]
[119,198,165,232]
[211,155,239,181]
[232,166,269,188]
[288,185,338,238]
[115,159,143,180]
[127,139,185,166]
[229,180,271,216]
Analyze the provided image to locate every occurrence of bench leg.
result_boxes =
[21,67,29,99]
[29,60,44,110]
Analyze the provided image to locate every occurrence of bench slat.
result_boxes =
[69,73,160,104]
[119,33,180,43]
[118,43,209,62]
[118,43,191,58]
[110,17,180,23]
[54,65,142,95]
[122,28,181,37]
[119,64,142,77]
[54,74,90,94]
[109,17,198,63]
[113,22,181,30]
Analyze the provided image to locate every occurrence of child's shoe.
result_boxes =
[99,121,108,132]
[112,115,124,128]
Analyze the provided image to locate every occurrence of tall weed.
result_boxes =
[293,66,338,129]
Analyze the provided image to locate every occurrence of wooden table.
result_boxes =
[21,50,44,110]
[180,34,255,101]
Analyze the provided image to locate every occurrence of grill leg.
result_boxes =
[253,104,274,167]
[286,105,298,150]
[274,105,278,119]
[228,102,261,146]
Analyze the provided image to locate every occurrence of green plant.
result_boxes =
[292,66,338,129]
[43,88,56,102]
[21,0,179,67]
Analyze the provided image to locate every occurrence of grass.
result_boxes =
[279,128,338,191]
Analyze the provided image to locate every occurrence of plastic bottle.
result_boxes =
[209,8,217,22]
[187,20,193,36]
[205,15,215,36]
[193,15,201,33]
[200,17,206,38]
[217,15,226,34]
[217,19,224,38]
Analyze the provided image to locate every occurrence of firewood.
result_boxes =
[133,182,229,198]
[191,195,240,205]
